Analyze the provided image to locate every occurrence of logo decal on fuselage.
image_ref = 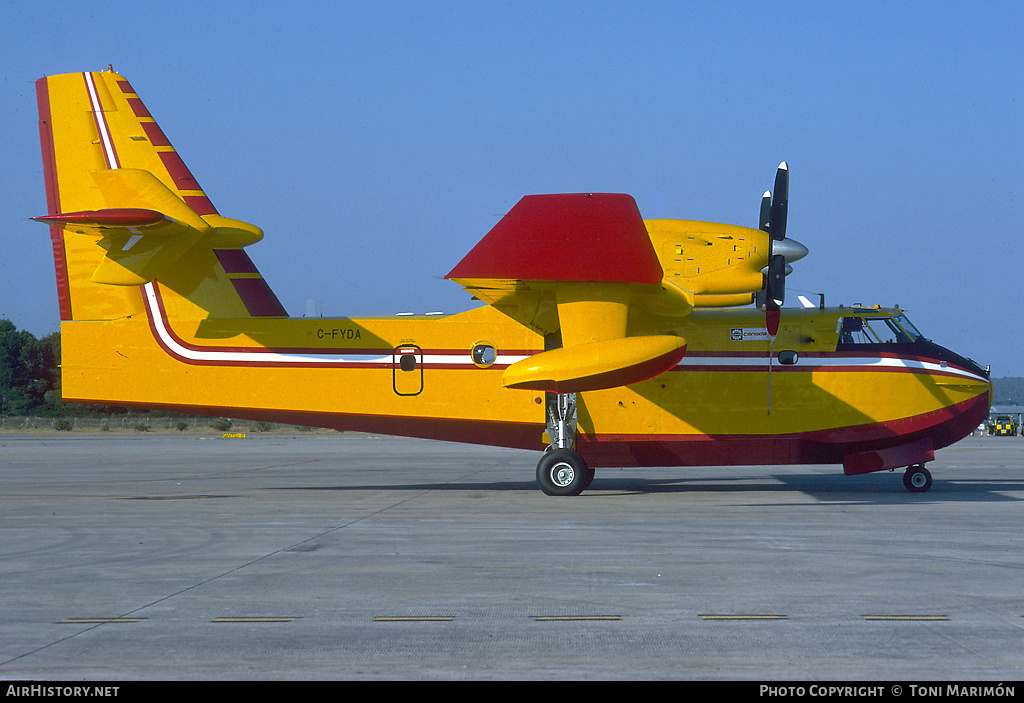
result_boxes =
[731,327,772,341]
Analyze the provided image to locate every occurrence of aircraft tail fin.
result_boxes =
[35,70,286,321]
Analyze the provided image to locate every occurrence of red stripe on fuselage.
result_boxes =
[143,284,532,368]
[142,282,534,359]
[141,283,983,380]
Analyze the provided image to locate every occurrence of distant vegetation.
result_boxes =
[0,319,61,416]
[992,377,1024,406]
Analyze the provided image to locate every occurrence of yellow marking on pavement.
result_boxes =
[535,615,622,621]
[862,615,949,621]
[374,616,455,622]
[699,614,788,620]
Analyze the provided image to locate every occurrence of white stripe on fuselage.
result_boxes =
[141,283,985,382]
[142,283,525,367]
[673,353,987,382]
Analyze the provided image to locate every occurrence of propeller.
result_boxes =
[756,162,806,337]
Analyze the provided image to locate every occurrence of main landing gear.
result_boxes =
[902,464,933,493]
[537,392,594,496]
[537,448,594,496]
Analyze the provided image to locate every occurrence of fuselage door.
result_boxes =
[393,345,423,396]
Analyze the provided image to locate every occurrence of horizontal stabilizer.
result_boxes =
[503,335,686,393]
[33,168,262,286]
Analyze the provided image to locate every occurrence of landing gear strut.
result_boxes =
[546,391,577,451]
[537,392,592,496]
[902,464,932,493]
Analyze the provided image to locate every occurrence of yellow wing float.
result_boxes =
[33,68,990,498]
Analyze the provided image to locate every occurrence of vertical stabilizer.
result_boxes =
[35,69,286,321]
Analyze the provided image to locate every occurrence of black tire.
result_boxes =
[903,465,932,493]
[582,467,596,490]
[536,449,589,496]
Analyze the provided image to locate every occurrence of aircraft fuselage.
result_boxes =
[60,286,991,477]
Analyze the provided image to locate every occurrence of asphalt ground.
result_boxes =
[0,433,1021,681]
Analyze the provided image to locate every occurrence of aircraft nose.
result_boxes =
[773,238,808,263]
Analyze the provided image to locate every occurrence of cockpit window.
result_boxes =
[838,316,916,345]
[891,313,923,342]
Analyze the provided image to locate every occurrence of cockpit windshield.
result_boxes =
[837,315,920,345]
[891,313,923,342]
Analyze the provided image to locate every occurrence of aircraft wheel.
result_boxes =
[903,465,932,493]
[537,449,589,496]
[582,467,596,490]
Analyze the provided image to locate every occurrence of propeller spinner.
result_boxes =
[756,162,807,336]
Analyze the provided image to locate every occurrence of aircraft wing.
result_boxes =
[446,193,690,393]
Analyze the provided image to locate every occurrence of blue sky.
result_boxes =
[2,1,1021,375]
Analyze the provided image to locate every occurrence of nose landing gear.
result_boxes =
[902,464,933,493]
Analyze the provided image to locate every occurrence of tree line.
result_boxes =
[992,376,1024,406]
[0,319,61,416]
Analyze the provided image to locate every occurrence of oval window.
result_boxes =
[472,343,497,367]
[777,350,799,365]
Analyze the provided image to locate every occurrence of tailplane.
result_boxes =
[35,69,286,321]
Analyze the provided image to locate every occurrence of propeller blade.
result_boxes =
[759,191,772,233]
[760,255,786,337]
[768,162,788,241]
[754,284,767,311]
[756,161,796,339]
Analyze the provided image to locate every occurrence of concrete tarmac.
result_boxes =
[0,432,1021,681]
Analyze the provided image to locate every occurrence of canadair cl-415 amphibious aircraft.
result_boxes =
[33,69,992,495]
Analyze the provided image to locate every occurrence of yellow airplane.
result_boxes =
[33,68,992,495]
